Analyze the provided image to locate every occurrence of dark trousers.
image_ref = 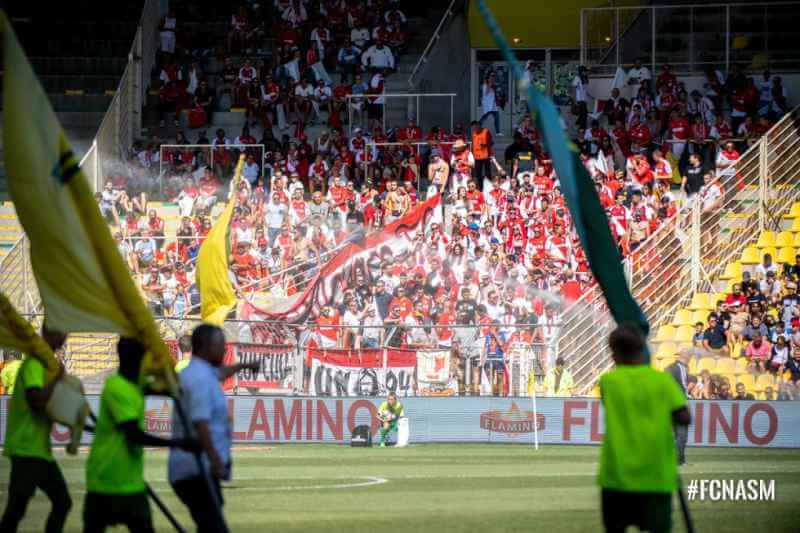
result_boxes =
[82,491,152,533]
[474,158,492,190]
[674,424,688,465]
[171,476,225,533]
[602,489,672,533]
[0,456,72,533]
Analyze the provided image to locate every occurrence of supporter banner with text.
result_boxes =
[3,397,799,447]
[416,349,453,396]
[235,344,296,391]
[308,348,416,397]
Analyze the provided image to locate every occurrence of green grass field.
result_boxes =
[1,445,799,532]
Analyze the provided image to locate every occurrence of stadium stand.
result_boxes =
[1,0,799,400]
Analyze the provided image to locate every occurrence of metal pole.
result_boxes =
[93,139,99,192]
[614,9,620,67]
[651,7,656,75]
[690,198,700,295]
[579,9,586,66]
[759,138,768,232]
[689,6,694,72]
[725,5,731,73]
[532,383,539,450]
[449,95,454,133]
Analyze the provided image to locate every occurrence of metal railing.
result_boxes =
[580,1,800,75]
[79,0,166,192]
[407,0,460,90]
[561,107,800,394]
[346,93,458,137]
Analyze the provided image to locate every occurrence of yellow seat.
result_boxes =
[740,246,760,264]
[697,358,717,373]
[655,342,677,360]
[778,246,796,265]
[782,202,800,219]
[727,279,742,293]
[656,356,676,371]
[688,293,713,311]
[775,231,795,248]
[671,309,694,327]
[716,358,735,374]
[655,325,677,342]
[733,356,749,374]
[792,232,800,248]
[754,373,775,391]
[688,357,698,374]
[737,374,756,392]
[674,325,695,343]
[690,310,709,325]
[720,261,742,280]
[792,217,800,233]
[756,231,776,248]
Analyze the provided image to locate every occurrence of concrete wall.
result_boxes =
[410,3,473,129]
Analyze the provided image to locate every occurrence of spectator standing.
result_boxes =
[479,71,502,135]
[665,349,690,466]
[471,121,493,192]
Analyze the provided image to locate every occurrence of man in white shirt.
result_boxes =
[312,79,332,122]
[241,154,260,185]
[699,171,723,213]
[361,40,395,71]
[350,25,371,49]
[264,193,288,247]
[625,59,651,98]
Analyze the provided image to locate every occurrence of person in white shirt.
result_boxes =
[350,25,371,49]
[312,79,332,122]
[294,79,315,124]
[479,71,501,135]
[625,59,651,97]
[264,193,288,247]
[361,40,395,71]
[241,154,260,185]
[159,10,177,53]
[699,171,723,213]
[571,65,590,129]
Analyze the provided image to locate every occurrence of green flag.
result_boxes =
[474,0,650,358]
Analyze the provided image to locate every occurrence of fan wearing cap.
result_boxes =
[449,139,474,193]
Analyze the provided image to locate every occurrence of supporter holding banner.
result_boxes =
[309,348,416,397]
[236,344,296,391]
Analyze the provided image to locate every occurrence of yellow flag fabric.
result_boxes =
[1,12,175,393]
[197,155,245,326]
[0,293,58,382]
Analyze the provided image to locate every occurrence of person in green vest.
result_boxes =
[376,392,405,448]
[599,324,691,533]
[83,337,198,532]
[1,333,71,533]
[0,354,22,395]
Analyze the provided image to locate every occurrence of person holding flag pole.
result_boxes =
[1,12,228,532]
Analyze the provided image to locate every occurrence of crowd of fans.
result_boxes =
[92,0,794,396]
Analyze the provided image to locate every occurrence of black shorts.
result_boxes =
[601,489,672,533]
[484,359,505,372]
[83,491,152,532]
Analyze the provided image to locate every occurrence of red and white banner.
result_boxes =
[235,344,296,391]
[2,397,800,447]
[416,349,454,396]
[308,348,416,397]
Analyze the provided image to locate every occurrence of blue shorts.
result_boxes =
[484,359,505,372]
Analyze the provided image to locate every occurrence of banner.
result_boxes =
[235,344,296,391]
[416,349,453,396]
[249,193,441,323]
[3,396,799,447]
[308,348,416,397]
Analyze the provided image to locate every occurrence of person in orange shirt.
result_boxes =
[470,120,493,191]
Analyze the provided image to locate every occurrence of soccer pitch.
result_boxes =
[1,445,799,532]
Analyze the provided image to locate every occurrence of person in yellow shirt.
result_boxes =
[0,354,22,395]
[542,357,575,397]
[376,392,405,448]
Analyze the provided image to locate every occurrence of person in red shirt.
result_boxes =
[656,64,677,95]
[667,109,690,159]
[147,209,165,249]
[388,286,413,319]
[628,117,651,149]
[465,180,486,216]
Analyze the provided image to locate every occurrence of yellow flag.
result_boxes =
[0,12,175,393]
[197,155,245,326]
[0,292,58,382]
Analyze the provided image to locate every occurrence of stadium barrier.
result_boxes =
[2,396,797,447]
[560,106,800,394]
[345,93,458,137]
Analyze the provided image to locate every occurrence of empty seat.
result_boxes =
[655,342,678,360]
[716,358,735,374]
[697,358,717,373]
[778,246,796,265]
[691,310,709,325]
[674,325,695,343]
[740,246,760,264]
[754,373,775,391]
[720,261,742,280]
[688,293,713,311]
[782,202,800,219]
[671,309,694,327]
[775,231,795,248]
[655,325,676,342]
[737,374,756,393]
[756,231,776,248]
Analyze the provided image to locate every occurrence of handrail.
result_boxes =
[407,0,459,90]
